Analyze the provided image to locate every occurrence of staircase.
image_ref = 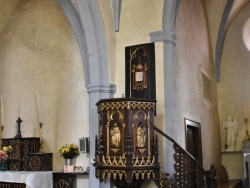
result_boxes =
[153,126,217,188]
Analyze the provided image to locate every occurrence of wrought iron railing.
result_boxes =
[154,126,217,188]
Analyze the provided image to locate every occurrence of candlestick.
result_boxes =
[39,122,43,141]
[0,96,3,126]
[35,91,41,124]
[39,122,44,153]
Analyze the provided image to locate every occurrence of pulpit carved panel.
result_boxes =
[95,98,160,186]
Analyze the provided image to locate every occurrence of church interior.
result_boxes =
[0,0,250,187]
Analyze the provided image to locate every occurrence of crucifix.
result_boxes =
[14,117,22,138]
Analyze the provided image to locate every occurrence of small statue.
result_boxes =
[110,124,121,147]
[137,123,146,147]
[223,116,238,151]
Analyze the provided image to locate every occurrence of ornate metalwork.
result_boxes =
[9,140,20,159]
[43,154,53,170]
[196,163,205,187]
[9,162,20,171]
[2,137,40,171]
[0,182,26,188]
[29,156,41,171]
[158,171,176,188]
[54,179,70,188]
[153,126,217,188]
[173,145,189,188]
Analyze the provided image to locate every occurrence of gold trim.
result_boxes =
[98,101,155,112]
[102,170,126,180]
[110,149,119,153]
[106,111,125,155]
[132,154,155,166]
[138,149,146,154]
[102,153,126,166]
[132,170,155,180]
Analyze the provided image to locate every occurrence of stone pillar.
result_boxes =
[150,0,178,175]
[87,84,116,188]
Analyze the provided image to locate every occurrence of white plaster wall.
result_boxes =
[114,0,220,178]
[114,1,164,119]
[0,0,89,186]
[0,0,226,186]
[218,4,250,180]
[114,0,166,172]
[175,0,220,170]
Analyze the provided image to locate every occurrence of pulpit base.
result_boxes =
[112,178,144,188]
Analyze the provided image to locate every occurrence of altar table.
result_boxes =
[0,171,53,188]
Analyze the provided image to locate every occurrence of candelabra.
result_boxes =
[245,118,250,141]
[39,122,44,153]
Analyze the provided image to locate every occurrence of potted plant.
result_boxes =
[0,146,12,171]
[59,144,79,166]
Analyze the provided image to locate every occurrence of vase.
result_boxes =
[0,161,6,171]
[64,159,72,166]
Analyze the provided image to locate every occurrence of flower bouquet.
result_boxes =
[0,146,12,171]
[59,144,79,159]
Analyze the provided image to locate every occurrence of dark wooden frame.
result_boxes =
[184,118,203,165]
[125,43,156,100]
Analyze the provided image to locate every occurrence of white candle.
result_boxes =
[36,91,41,123]
[245,98,247,118]
[0,96,3,125]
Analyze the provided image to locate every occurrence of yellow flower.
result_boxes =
[59,143,79,159]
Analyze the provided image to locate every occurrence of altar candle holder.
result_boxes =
[39,122,44,153]
[245,118,250,141]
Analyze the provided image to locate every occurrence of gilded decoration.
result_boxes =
[132,110,151,154]
[98,101,155,112]
[102,154,126,166]
[137,124,146,147]
[102,170,126,180]
[132,170,155,180]
[95,98,159,186]
[106,111,125,154]
[110,124,121,147]
[102,153,155,167]
[131,56,148,91]
[132,154,155,166]
[98,114,103,137]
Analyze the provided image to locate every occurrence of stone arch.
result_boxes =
[56,0,112,87]
[56,0,115,188]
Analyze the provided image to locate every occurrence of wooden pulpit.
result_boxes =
[95,98,160,187]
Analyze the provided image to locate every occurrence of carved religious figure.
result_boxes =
[137,123,146,147]
[223,116,238,151]
[110,124,121,147]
